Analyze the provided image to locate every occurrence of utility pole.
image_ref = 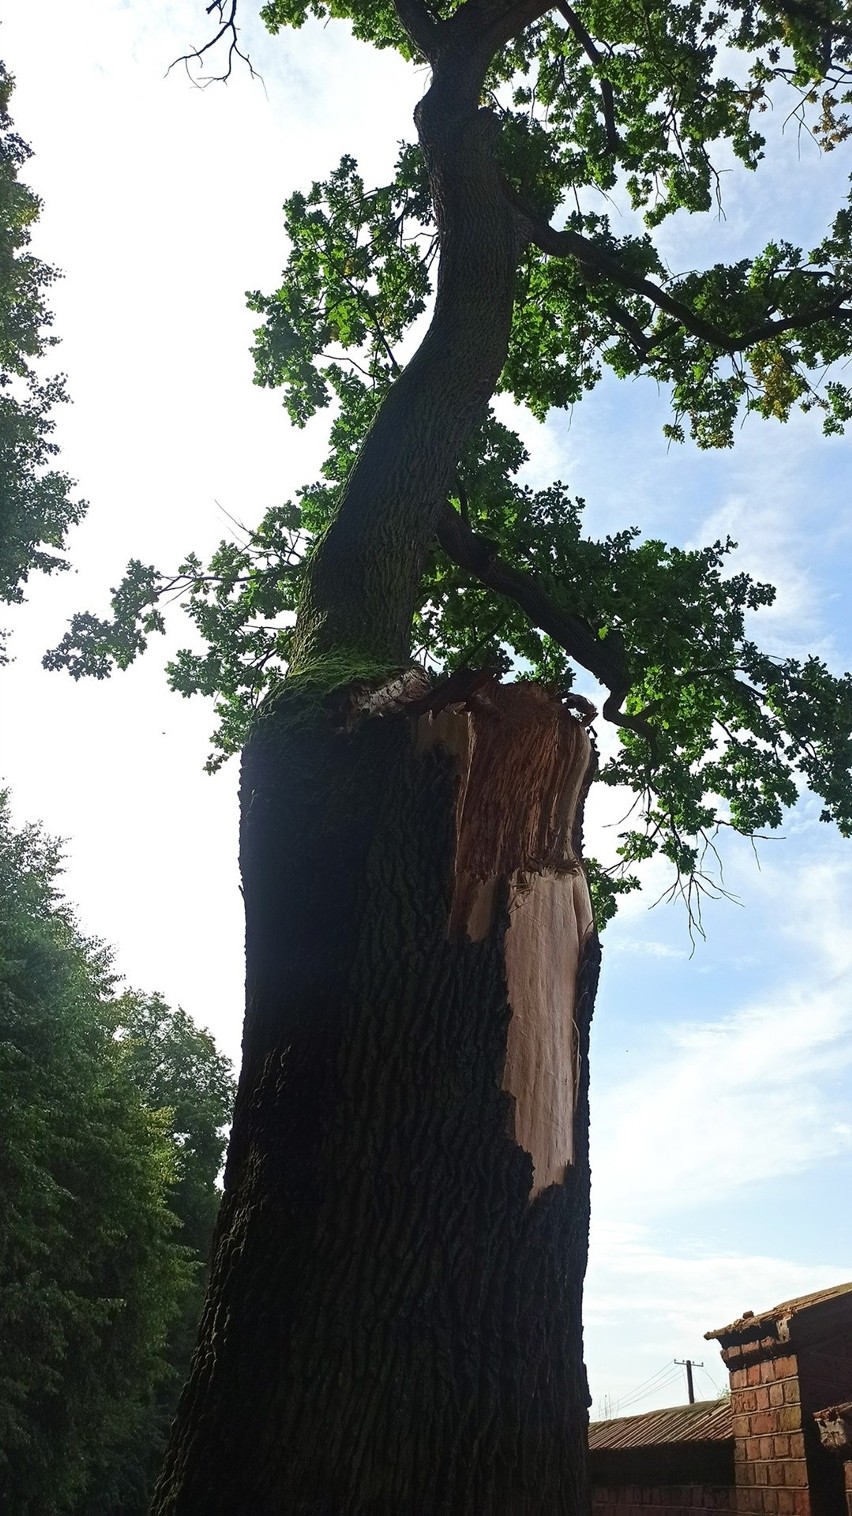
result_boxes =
[675,1359,703,1404]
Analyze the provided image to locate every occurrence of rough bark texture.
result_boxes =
[152,682,599,1514]
[290,27,529,672]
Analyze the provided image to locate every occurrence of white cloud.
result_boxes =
[590,850,852,1221]
[585,1221,851,1415]
[608,939,689,961]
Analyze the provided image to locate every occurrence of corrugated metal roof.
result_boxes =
[706,1280,852,1342]
[589,1399,733,1451]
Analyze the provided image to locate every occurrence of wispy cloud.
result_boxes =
[608,939,690,961]
[590,850,852,1220]
[585,1221,851,1415]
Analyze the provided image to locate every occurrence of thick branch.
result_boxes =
[524,206,852,353]
[442,0,555,61]
[438,504,619,697]
[393,0,442,59]
[553,0,618,154]
[526,216,745,349]
[436,503,659,746]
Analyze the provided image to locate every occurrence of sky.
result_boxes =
[2,0,851,1422]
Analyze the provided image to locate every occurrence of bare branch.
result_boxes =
[167,0,260,86]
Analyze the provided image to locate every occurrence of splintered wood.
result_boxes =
[417,681,595,1197]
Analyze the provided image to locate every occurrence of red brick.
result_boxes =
[738,1390,757,1414]
[769,1383,785,1408]
[775,1492,797,1516]
[733,1414,750,1438]
[779,1407,802,1432]
[773,1434,790,1458]
[760,1360,778,1385]
[741,1464,757,1486]
[751,1414,774,1436]
[748,1365,763,1387]
[747,1437,762,1460]
[758,1438,774,1461]
[788,1433,804,1459]
[754,1463,769,1486]
[755,1387,771,1411]
[783,1463,807,1489]
[774,1356,797,1379]
[769,1462,790,1486]
[783,1381,800,1405]
[730,1367,748,1389]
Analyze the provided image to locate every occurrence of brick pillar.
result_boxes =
[717,1328,810,1516]
[814,1402,852,1516]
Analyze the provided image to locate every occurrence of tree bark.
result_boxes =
[289,29,529,672]
[152,679,599,1514]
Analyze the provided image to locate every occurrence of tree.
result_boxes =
[82,993,236,1515]
[0,797,235,1514]
[0,795,188,1513]
[47,0,852,1509]
[114,991,235,1271]
[0,62,85,658]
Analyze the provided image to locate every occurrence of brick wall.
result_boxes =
[592,1484,737,1516]
[728,1352,810,1516]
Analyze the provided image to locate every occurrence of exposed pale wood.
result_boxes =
[418,679,596,1195]
[504,869,593,1195]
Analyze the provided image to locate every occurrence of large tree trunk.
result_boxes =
[152,677,599,1513]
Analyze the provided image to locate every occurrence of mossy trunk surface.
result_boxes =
[152,679,599,1514]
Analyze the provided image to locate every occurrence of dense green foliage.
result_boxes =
[46,0,852,921]
[0,63,85,657]
[0,796,234,1513]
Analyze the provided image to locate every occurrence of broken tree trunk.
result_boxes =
[152,676,599,1514]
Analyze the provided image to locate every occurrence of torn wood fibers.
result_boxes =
[417,680,596,1197]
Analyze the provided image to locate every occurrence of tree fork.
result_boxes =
[153,677,600,1514]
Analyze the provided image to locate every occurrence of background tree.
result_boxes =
[0,61,85,659]
[0,795,234,1514]
[95,991,236,1516]
[46,0,852,1510]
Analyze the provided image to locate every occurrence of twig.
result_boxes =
[167,0,261,87]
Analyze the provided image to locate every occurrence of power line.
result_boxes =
[696,1362,725,1398]
[602,1351,719,1422]
[615,1365,683,1413]
[615,1361,683,1404]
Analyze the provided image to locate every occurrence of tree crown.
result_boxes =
[0,63,85,658]
[46,0,852,924]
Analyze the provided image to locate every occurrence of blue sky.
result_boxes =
[2,0,851,1421]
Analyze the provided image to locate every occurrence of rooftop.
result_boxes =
[588,1399,732,1452]
[706,1280,852,1342]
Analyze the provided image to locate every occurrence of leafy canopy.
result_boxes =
[0,63,85,658]
[47,0,852,921]
[0,794,234,1514]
